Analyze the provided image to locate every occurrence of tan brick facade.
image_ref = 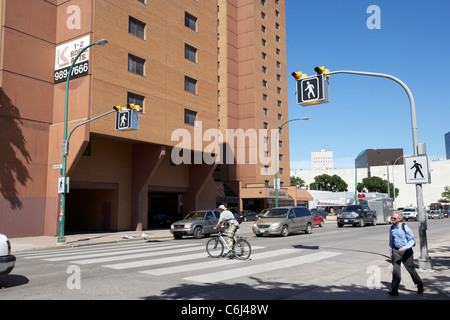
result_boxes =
[0,0,294,237]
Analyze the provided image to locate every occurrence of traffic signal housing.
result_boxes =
[113,106,121,111]
[314,66,330,77]
[291,71,308,80]
[127,104,142,112]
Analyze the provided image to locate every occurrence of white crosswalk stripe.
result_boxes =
[184,251,342,283]
[18,240,342,284]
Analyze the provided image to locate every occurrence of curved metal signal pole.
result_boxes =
[326,70,431,270]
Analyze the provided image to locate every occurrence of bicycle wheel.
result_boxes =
[206,237,224,258]
[234,238,251,260]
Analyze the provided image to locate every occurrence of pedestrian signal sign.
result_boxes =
[296,75,330,107]
[404,155,430,184]
[115,109,139,131]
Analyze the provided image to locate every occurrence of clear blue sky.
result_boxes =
[286,0,450,170]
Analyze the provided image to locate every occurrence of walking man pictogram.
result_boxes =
[410,160,424,179]
[305,81,315,99]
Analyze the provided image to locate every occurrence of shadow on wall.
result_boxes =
[0,87,32,209]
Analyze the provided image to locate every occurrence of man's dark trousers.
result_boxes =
[391,248,423,292]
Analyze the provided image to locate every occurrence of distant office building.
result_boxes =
[311,150,333,170]
[357,149,404,177]
[446,132,450,159]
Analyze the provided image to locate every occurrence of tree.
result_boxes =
[438,186,450,202]
[357,176,399,199]
[290,176,306,189]
[309,174,348,192]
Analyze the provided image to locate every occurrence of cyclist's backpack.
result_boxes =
[233,213,242,224]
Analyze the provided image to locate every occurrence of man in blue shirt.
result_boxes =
[388,212,424,296]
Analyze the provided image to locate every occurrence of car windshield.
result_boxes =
[185,211,205,220]
[403,208,415,212]
[344,205,363,212]
[261,208,289,218]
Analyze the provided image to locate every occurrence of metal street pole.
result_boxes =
[58,39,108,244]
[326,70,431,269]
[392,155,404,209]
[275,117,309,207]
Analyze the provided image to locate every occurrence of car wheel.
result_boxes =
[359,219,365,227]
[305,223,313,234]
[319,220,324,227]
[193,227,203,239]
[280,225,289,237]
[372,216,377,226]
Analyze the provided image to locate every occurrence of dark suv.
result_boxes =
[337,205,377,227]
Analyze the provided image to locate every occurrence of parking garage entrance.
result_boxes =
[148,192,183,228]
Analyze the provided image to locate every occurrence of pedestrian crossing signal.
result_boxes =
[295,74,330,107]
[115,109,139,131]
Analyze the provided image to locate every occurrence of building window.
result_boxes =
[129,17,145,39]
[185,12,197,31]
[263,107,268,115]
[128,54,145,75]
[185,76,197,94]
[184,109,197,126]
[127,92,144,112]
[185,44,197,62]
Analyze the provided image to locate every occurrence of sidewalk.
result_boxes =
[9,229,173,253]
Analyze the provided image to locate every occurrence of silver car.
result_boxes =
[252,206,314,237]
[170,210,221,239]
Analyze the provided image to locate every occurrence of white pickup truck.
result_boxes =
[0,234,15,276]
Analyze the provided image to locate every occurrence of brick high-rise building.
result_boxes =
[0,0,311,237]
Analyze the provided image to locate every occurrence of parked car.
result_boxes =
[170,210,220,239]
[337,205,377,227]
[313,213,325,227]
[428,210,444,219]
[252,206,313,237]
[402,208,418,221]
[238,210,257,222]
[311,209,329,219]
[149,213,172,228]
[255,209,270,220]
[0,234,15,276]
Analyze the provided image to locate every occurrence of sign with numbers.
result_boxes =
[54,35,91,83]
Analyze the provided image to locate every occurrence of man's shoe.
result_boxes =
[388,290,399,296]
[225,251,235,259]
[417,284,424,294]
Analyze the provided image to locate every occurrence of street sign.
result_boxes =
[54,35,91,83]
[296,75,330,106]
[58,177,70,193]
[115,109,139,131]
[404,155,431,184]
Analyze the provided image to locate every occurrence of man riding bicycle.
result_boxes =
[214,205,239,258]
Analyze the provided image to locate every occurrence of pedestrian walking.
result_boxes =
[388,212,424,296]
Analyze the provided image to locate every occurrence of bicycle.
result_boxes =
[206,227,251,260]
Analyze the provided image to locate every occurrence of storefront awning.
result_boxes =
[317,198,349,206]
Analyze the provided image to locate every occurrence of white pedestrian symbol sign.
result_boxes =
[296,75,329,107]
[115,109,139,131]
[305,81,315,99]
[120,113,128,127]
[404,155,430,184]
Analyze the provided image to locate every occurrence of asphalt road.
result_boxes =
[1,218,449,303]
